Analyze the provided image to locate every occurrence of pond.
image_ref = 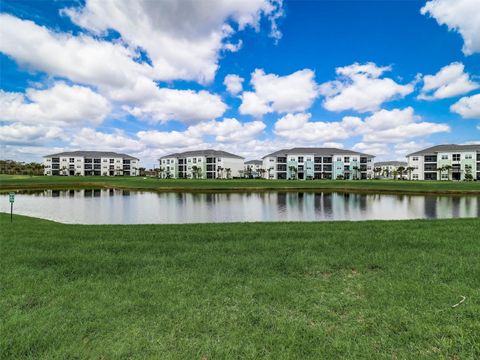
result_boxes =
[1,189,479,224]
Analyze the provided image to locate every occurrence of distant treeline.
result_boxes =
[0,160,44,175]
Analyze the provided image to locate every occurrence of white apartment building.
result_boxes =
[244,160,263,178]
[374,161,408,179]
[407,144,480,181]
[262,147,375,180]
[159,149,244,179]
[44,151,139,176]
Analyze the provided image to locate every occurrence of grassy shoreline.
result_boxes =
[1,213,479,358]
[1,175,480,195]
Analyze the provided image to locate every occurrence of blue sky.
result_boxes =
[1,0,479,167]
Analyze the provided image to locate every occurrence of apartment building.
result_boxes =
[262,147,375,180]
[244,160,263,178]
[44,151,139,176]
[374,161,408,179]
[159,149,244,179]
[407,144,480,180]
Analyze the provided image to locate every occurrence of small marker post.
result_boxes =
[9,192,15,223]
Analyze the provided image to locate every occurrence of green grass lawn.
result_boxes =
[1,174,479,194]
[1,213,479,359]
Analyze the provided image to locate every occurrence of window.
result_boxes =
[269,158,274,162]
[412,156,418,161]
[344,157,350,163]
[441,155,448,160]
[336,157,342,162]
[352,157,357,162]
[94,158,101,163]
[298,156,304,163]
[306,157,311,162]
[198,158,202,162]
[452,154,460,161]
[110,159,114,163]
[62,158,67,162]
[465,154,472,159]
[167,159,170,164]
[193,158,197,163]
[413,174,419,180]
[69,158,75,162]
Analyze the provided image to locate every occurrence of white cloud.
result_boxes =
[0,123,62,145]
[352,142,390,156]
[418,62,478,100]
[0,82,111,126]
[123,89,227,124]
[71,128,144,153]
[62,0,283,84]
[450,93,480,119]
[358,107,450,143]
[319,62,414,113]
[189,118,266,142]
[240,69,319,117]
[394,141,433,157]
[274,113,352,142]
[224,74,244,95]
[421,0,480,55]
[0,14,152,91]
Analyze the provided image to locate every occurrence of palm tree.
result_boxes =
[443,164,453,181]
[373,167,382,179]
[352,166,360,180]
[191,165,200,179]
[397,166,405,180]
[267,167,274,179]
[225,168,232,179]
[60,166,68,176]
[382,168,390,179]
[217,166,224,179]
[258,168,266,179]
[392,169,399,180]
[288,165,297,180]
[464,165,473,181]
[406,166,415,180]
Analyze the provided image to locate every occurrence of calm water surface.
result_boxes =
[1,189,479,224]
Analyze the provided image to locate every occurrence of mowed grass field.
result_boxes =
[1,213,479,359]
[1,174,479,194]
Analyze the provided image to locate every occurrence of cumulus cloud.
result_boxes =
[318,62,414,113]
[274,113,353,142]
[240,69,319,117]
[450,93,480,119]
[358,107,450,142]
[224,74,244,95]
[189,118,266,142]
[0,124,63,146]
[418,62,478,100]
[62,0,284,83]
[71,128,144,153]
[0,82,111,126]
[352,142,390,156]
[123,89,227,124]
[421,0,480,55]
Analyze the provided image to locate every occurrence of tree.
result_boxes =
[60,166,68,176]
[225,168,232,179]
[373,167,382,179]
[382,168,390,178]
[392,169,399,180]
[191,165,201,179]
[406,166,415,180]
[352,166,360,180]
[443,165,452,181]
[397,166,405,179]
[288,165,297,180]
[267,167,274,179]
[217,166,224,179]
[258,168,266,179]
[464,165,473,181]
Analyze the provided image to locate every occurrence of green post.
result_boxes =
[9,192,15,223]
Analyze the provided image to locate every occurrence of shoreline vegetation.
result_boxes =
[2,213,479,358]
[1,175,480,195]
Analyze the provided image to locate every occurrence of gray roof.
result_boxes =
[160,149,244,160]
[44,151,139,160]
[407,144,480,156]
[262,147,374,159]
[245,160,263,165]
[374,161,407,167]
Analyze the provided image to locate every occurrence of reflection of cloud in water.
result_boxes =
[1,190,479,225]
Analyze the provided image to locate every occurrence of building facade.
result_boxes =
[159,150,244,179]
[407,144,480,180]
[44,151,139,176]
[262,147,375,180]
[374,161,408,179]
[244,160,263,178]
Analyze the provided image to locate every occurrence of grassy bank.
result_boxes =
[1,214,479,358]
[1,174,479,194]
